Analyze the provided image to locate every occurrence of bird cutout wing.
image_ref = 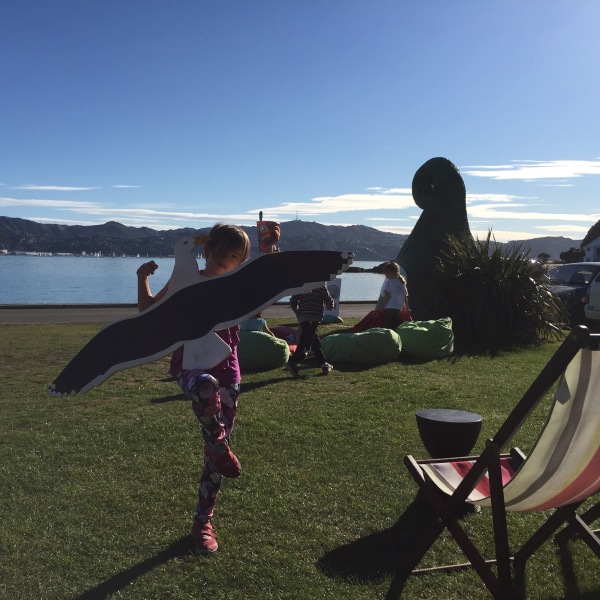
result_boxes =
[49,250,353,396]
[182,334,231,371]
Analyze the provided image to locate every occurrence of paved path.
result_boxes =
[0,302,376,324]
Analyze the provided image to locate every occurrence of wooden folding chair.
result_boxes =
[394,326,600,599]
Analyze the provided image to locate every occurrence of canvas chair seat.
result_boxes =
[391,326,600,600]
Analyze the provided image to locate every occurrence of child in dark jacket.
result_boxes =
[286,286,334,377]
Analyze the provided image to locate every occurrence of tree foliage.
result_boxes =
[560,247,585,263]
[581,220,600,248]
[537,252,550,264]
[435,231,567,348]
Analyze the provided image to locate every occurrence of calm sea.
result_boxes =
[0,255,385,305]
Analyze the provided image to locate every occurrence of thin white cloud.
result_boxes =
[0,197,99,209]
[65,206,259,223]
[371,224,415,235]
[28,188,417,228]
[12,185,100,191]
[5,188,419,226]
[537,225,590,233]
[31,216,185,230]
[467,202,599,222]
[381,188,412,195]
[255,190,415,217]
[374,227,584,244]
[462,159,600,181]
[364,217,412,222]
[31,217,104,226]
[364,187,412,194]
[466,193,531,204]
[538,183,574,187]
[117,222,183,230]
[469,229,542,242]
[2,181,594,246]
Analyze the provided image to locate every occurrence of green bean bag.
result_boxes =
[238,331,290,370]
[396,318,454,359]
[321,327,402,364]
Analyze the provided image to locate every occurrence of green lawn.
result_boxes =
[1,321,598,599]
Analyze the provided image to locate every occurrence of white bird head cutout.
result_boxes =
[165,234,209,296]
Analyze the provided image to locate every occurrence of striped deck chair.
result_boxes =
[395,326,600,600]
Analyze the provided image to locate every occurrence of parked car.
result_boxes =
[546,262,600,325]
[584,270,600,324]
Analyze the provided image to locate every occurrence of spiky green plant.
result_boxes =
[435,231,567,347]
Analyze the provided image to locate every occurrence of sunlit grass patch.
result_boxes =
[0,321,598,599]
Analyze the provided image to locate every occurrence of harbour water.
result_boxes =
[0,255,385,305]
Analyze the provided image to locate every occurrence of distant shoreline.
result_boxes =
[0,301,376,324]
[0,252,387,270]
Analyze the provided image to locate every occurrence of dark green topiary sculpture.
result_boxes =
[396,157,472,320]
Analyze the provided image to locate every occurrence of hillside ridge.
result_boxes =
[0,217,407,261]
[0,216,582,261]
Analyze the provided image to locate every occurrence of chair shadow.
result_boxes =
[318,495,600,600]
[512,536,600,600]
[76,535,194,599]
[317,498,436,586]
[552,536,600,600]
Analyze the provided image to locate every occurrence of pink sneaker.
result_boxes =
[209,445,241,478]
[192,519,218,554]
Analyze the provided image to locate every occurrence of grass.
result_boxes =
[1,320,599,599]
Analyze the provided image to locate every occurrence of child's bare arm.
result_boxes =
[136,261,169,312]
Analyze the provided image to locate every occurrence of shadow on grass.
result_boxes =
[550,536,600,600]
[149,377,185,404]
[150,374,293,402]
[317,497,436,587]
[319,497,600,600]
[241,376,293,391]
[151,393,187,403]
[76,535,194,599]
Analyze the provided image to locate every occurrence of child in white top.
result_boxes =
[376,261,408,329]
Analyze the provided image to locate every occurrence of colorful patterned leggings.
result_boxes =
[178,369,240,522]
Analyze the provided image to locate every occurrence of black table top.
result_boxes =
[416,408,482,424]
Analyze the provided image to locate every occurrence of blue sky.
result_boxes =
[1,1,599,243]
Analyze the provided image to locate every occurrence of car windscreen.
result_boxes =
[548,265,600,285]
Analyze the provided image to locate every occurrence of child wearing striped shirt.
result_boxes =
[286,286,334,377]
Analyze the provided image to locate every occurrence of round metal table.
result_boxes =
[416,408,483,458]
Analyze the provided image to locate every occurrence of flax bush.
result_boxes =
[435,231,567,347]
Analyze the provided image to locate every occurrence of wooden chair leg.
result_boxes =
[487,442,512,596]
[554,501,599,545]
[402,456,507,599]
[580,501,600,533]
[567,514,600,558]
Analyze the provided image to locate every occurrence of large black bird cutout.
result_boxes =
[49,242,353,396]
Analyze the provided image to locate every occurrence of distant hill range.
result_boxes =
[505,236,583,262]
[0,216,583,262]
[0,217,408,261]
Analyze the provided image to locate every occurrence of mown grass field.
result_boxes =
[1,320,599,599]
